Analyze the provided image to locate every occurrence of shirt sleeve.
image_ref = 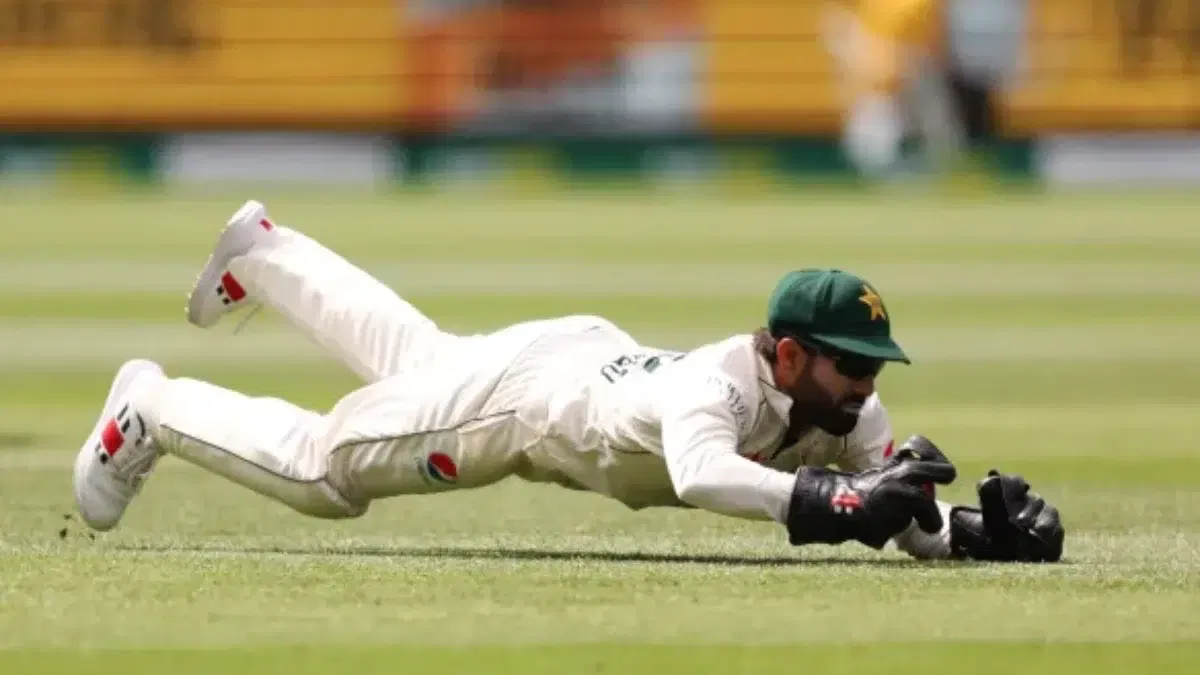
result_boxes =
[660,371,796,523]
[839,394,954,560]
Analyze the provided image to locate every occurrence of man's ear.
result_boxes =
[775,337,806,380]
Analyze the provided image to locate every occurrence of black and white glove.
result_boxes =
[949,470,1065,563]
[785,445,957,550]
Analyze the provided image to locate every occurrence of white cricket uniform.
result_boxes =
[141,227,952,558]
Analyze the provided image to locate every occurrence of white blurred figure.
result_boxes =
[823,0,1031,186]
[821,0,964,182]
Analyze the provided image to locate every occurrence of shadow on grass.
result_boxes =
[108,541,982,568]
[0,431,39,450]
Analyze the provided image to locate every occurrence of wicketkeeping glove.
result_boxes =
[785,446,957,550]
[891,434,954,496]
[949,470,1065,563]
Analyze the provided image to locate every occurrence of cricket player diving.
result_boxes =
[72,200,1064,563]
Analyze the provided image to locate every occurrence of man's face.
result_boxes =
[775,338,882,437]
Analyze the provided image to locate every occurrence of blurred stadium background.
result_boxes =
[2,1,1200,672]
[4,0,1200,188]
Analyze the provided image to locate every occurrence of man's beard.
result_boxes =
[807,396,865,437]
[788,376,866,438]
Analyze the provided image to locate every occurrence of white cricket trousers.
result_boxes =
[140,227,623,519]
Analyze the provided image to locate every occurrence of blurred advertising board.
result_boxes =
[401,0,706,134]
[399,0,842,134]
[0,0,403,130]
[1002,0,1200,132]
[3,0,1192,137]
[698,0,841,133]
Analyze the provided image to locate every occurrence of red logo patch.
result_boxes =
[100,419,124,456]
[220,272,247,301]
[425,453,458,484]
[259,218,274,231]
[831,493,862,510]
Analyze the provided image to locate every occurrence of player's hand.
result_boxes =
[785,451,957,550]
[892,434,953,496]
[949,470,1065,563]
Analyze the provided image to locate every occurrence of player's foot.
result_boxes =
[73,359,166,532]
[186,199,280,328]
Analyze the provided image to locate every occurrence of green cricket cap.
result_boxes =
[767,268,910,363]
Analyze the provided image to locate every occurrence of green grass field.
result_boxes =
[1,188,1198,673]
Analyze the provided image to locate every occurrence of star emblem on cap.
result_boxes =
[859,285,887,321]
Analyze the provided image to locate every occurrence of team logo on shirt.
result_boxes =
[418,452,459,484]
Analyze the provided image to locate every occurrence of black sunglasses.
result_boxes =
[793,337,885,381]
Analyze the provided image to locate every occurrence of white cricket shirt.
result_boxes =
[526,320,952,558]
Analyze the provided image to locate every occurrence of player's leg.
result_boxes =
[843,91,905,179]
[907,50,965,177]
[186,200,465,383]
[73,358,364,531]
[73,354,542,532]
[822,5,904,179]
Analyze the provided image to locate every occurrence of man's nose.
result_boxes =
[851,376,876,397]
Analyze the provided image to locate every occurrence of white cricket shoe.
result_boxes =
[73,359,166,532]
[186,199,280,328]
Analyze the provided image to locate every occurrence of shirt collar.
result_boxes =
[748,339,793,421]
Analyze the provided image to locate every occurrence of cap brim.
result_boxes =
[809,333,911,364]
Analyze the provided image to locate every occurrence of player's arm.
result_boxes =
[837,397,955,558]
[659,372,954,549]
[840,400,1066,562]
[659,372,791,522]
